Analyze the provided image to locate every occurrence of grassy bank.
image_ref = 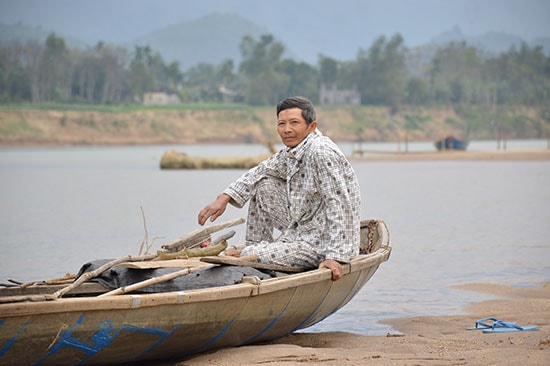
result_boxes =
[0,104,546,146]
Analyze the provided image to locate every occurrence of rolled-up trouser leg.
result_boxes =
[241,240,324,269]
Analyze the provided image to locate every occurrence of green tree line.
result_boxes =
[1,32,549,109]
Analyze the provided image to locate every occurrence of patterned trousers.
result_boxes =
[240,176,324,269]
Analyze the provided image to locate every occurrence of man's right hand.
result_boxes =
[198,193,232,225]
[318,259,344,281]
[224,248,242,257]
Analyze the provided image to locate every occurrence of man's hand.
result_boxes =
[318,259,344,281]
[224,248,241,257]
[198,194,231,225]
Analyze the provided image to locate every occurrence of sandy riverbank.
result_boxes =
[349,149,550,161]
[178,283,549,365]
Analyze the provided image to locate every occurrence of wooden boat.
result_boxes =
[435,136,468,151]
[0,219,391,365]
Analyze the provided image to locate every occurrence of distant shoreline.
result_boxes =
[1,142,549,162]
[349,149,550,161]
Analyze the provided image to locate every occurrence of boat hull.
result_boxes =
[435,136,468,151]
[0,222,391,365]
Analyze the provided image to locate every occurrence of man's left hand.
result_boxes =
[319,259,344,281]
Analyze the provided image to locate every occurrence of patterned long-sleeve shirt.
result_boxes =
[224,129,361,263]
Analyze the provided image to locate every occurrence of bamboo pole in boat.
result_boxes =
[50,253,158,299]
[0,254,158,303]
[46,232,236,299]
[97,265,214,297]
[1,229,240,303]
[161,217,245,252]
[155,232,233,260]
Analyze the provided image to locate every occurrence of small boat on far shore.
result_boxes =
[435,136,468,151]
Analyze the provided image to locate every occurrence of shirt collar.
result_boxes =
[285,128,322,160]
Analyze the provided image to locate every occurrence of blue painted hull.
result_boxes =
[0,223,391,365]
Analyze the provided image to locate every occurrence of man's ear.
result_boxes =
[308,120,318,132]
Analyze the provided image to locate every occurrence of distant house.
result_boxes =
[143,91,181,105]
[218,84,243,103]
[319,84,361,105]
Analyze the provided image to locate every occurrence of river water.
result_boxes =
[0,140,548,335]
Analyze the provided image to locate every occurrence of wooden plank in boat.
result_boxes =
[200,256,305,273]
[117,258,210,269]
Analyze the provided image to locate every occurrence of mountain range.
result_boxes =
[1,11,549,71]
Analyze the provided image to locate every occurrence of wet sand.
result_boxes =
[179,283,549,365]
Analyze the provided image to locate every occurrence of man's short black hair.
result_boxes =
[276,96,316,124]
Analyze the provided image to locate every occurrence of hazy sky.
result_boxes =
[1,0,549,60]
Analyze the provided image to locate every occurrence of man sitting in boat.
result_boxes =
[198,96,361,281]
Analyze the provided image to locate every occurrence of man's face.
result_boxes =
[277,108,317,148]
